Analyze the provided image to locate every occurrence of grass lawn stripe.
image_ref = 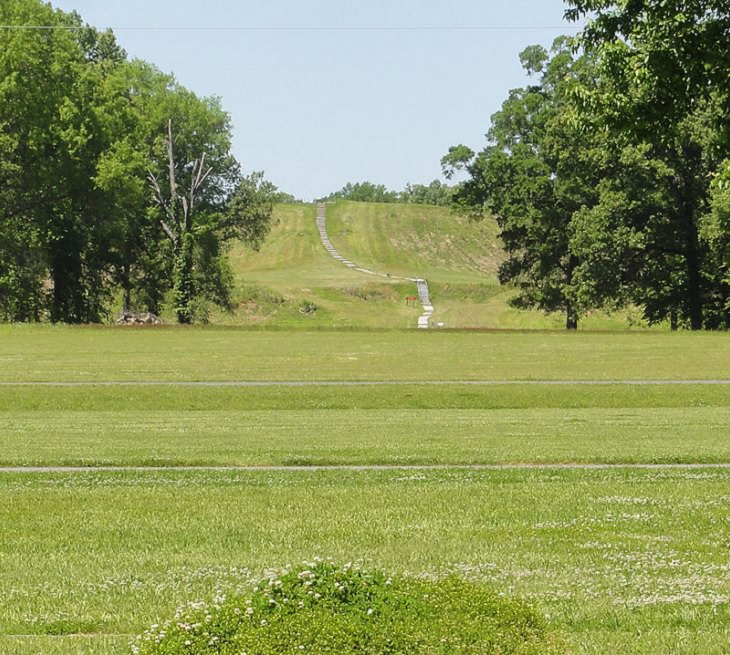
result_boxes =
[2,328,729,382]
[4,464,730,472]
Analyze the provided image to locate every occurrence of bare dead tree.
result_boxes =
[147,119,212,253]
[146,119,213,322]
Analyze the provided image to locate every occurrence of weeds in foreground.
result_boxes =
[133,561,566,655]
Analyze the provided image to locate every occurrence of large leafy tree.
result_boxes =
[565,0,730,329]
[443,39,601,329]
[1,0,138,322]
[1,0,90,321]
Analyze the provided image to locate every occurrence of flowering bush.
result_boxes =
[132,560,566,654]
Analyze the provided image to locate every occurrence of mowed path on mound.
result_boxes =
[224,201,537,329]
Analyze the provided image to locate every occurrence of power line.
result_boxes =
[0,24,583,32]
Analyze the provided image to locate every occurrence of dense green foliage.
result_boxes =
[448,1,729,330]
[326,180,457,206]
[133,561,562,655]
[443,39,598,329]
[0,0,276,323]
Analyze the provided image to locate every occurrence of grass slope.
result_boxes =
[223,202,419,328]
[325,201,502,284]
[220,200,649,329]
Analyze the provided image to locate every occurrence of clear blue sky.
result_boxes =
[51,0,583,200]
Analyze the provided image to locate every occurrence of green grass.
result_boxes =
[2,468,729,654]
[3,382,730,412]
[4,407,730,467]
[210,201,647,329]
[135,562,564,655]
[3,327,730,654]
[2,384,730,467]
[325,201,502,284]
[2,326,729,382]
[219,203,420,328]
[258,201,651,329]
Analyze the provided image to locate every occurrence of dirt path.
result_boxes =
[316,202,433,328]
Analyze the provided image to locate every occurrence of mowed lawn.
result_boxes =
[2,384,730,467]
[2,327,730,654]
[2,325,729,381]
[2,469,730,655]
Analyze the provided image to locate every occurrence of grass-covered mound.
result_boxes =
[132,561,565,654]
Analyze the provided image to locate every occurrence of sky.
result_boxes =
[50,0,585,200]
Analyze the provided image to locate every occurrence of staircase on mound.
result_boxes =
[316,203,434,329]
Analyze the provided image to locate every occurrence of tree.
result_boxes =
[700,166,730,319]
[325,180,457,206]
[147,120,214,323]
[0,126,46,321]
[224,171,278,250]
[565,0,730,145]
[400,180,455,207]
[91,55,272,322]
[565,0,730,329]
[0,0,127,322]
[326,182,400,203]
[444,39,601,329]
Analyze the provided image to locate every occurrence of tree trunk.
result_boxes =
[174,233,194,324]
[565,255,579,330]
[679,143,704,331]
[684,230,703,330]
[121,263,131,314]
[565,302,578,330]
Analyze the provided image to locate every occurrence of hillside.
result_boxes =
[325,201,502,284]
[224,203,418,328]
[220,201,650,330]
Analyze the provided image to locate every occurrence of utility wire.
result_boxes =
[0,25,583,32]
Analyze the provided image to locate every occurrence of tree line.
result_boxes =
[444,0,729,330]
[325,180,457,206]
[0,0,278,324]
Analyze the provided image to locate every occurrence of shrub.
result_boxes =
[298,300,318,315]
[132,561,566,654]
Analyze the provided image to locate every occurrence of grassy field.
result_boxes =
[324,201,502,284]
[210,200,646,329]
[2,325,729,382]
[2,385,730,467]
[221,202,420,329]
[2,468,730,654]
[2,327,730,654]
